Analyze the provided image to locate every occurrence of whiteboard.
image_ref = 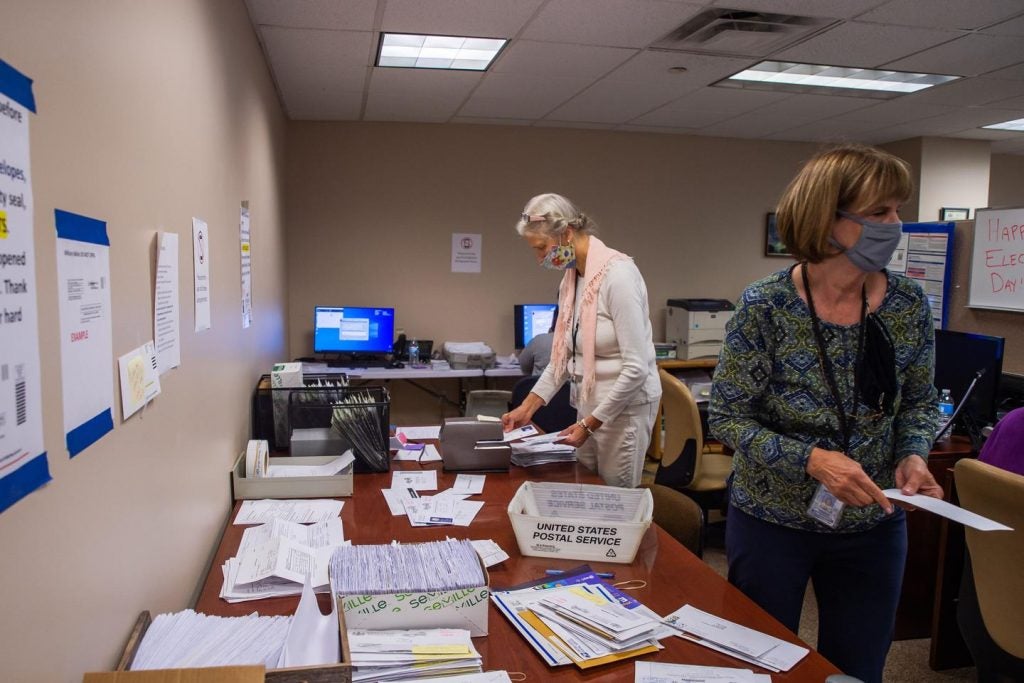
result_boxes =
[969,207,1024,313]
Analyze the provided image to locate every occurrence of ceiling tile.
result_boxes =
[989,93,1024,110]
[903,77,1024,106]
[245,0,378,30]
[546,79,687,124]
[381,0,544,37]
[884,34,1024,77]
[521,0,706,48]
[602,50,753,87]
[367,67,481,121]
[633,87,790,127]
[856,0,1024,30]
[450,116,536,126]
[944,127,1022,141]
[827,98,957,127]
[772,21,960,68]
[259,26,372,118]
[709,0,882,19]
[982,14,1024,37]
[985,63,1024,81]
[533,120,616,130]
[493,41,636,79]
[460,73,590,118]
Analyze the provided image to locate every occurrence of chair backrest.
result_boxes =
[955,458,1024,658]
[642,483,703,558]
[510,375,574,435]
[654,369,703,489]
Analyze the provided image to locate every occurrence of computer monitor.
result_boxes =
[933,330,1004,428]
[313,306,395,354]
[514,304,558,349]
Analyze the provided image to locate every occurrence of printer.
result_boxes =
[666,298,735,360]
[439,417,511,472]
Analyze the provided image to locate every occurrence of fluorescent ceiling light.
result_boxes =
[377,33,506,71]
[717,61,959,99]
[982,117,1024,132]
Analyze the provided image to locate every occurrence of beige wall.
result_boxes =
[0,2,288,681]
[919,138,991,223]
[989,153,1024,208]
[285,122,818,361]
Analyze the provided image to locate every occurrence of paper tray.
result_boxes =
[231,452,353,500]
[507,481,652,564]
[102,606,353,682]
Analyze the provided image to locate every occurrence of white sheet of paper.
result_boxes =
[0,77,49,510]
[396,425,442,440]
[266,451,355,478]
[470,539,509,567]
[664,605,808,672]
[192,216,211,332]
[635,661,756,683]
[883,489,1013,531]
[239,203,252,329]
[394,444,442,462]
[234,499,343,525]
[451,232,482,273]
[502,424,538,441]
[153,231,181,373]
[117,341,161,420]
[454,474,486,494]
[239,518,344,556]
[55,210,114,456]
[234,536,334,587]
[381,487,420,516]
[392,470,437,491]
[278,575,339,668]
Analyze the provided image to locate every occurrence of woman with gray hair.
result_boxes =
[501,193,661,488]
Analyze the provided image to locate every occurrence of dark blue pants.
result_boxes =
[726,505,907,683]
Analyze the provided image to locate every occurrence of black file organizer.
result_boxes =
[251,375,392,473]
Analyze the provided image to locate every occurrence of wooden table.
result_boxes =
[196,460,839,681]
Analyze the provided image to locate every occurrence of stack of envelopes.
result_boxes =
[508,432,576,467]
[493,582,666,669]
[347,628,482,682]
[662,605,809,673]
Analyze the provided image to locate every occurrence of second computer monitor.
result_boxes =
[934,329,1004,428]
[514,303,557,349]
[313,306,395,354]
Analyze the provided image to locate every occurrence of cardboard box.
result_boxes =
[507,482,653,564]
[339,556,490,637]
[269,362,304,389]
[99,609,353,683]
[231,452,353,499]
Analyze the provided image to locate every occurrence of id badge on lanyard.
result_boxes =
[807,483,845,528]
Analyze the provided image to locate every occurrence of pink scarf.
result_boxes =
[550,236,629,402]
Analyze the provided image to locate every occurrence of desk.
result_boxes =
[196,461,839,681]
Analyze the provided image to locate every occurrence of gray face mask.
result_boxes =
[832,210,903,272]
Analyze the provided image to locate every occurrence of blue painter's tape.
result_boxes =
[0,59,36,113]
[55,209,109,246]
[67,409,113,457]
[0,452,50,515]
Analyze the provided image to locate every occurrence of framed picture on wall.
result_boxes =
[940,207,970,221]
[765,212,791,257]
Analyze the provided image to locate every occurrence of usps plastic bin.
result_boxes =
[507,481,653,564]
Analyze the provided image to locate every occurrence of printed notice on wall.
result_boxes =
[240,202,252,329]
[0,59,50,513]
[55,209,114,457]
[154,231,180,373]
[117,340,160,420]
[451,233,481,273]
[193,217,211,331]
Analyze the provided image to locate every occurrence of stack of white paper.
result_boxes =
[330,539,486,596]
[220,518,348,603]
[491,583,669,669]
[635,662,771,683]
[381,471,485,527]
[347,628,483,682]
[266,451,355,478]
[509,432,576,467]
[662,605,809,672]
[130,610,292,670]
[234,499,344,525]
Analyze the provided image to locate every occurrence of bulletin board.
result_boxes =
[969,207,1024,313]
[888,221,955,329]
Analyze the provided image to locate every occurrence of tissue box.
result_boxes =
[443,342,496,369]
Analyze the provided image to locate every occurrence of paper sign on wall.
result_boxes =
[0,58,50,513]
[55,209,115,457]
[154,231,180,373]
[240,202,252,329]
[452,233,482,273]
[117,341,161,420]
[193,217,211,331]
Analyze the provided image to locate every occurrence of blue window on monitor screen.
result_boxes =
[514,304,557,349]
[313,306,395,354]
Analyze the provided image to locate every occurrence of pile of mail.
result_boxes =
[662,605,809,673]
[220,518,347,602]
[509,431,576,467]
[347,628,483,682]
[492,570,671,669]
[635,662,772,683]
[381,470,485,527]
[330,539,486,596]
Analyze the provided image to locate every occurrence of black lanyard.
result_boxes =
[801,265,867,455]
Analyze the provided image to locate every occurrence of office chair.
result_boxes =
[652,370,732,529]
[464,390,513,420]
[640,483,704,558]
[509,375,574,435]
[954,458,1024,681]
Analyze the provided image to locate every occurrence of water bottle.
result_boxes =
[937,389,955,438]
[407,338,419,366]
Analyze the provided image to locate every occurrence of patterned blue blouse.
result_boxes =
[709,268,939,532]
